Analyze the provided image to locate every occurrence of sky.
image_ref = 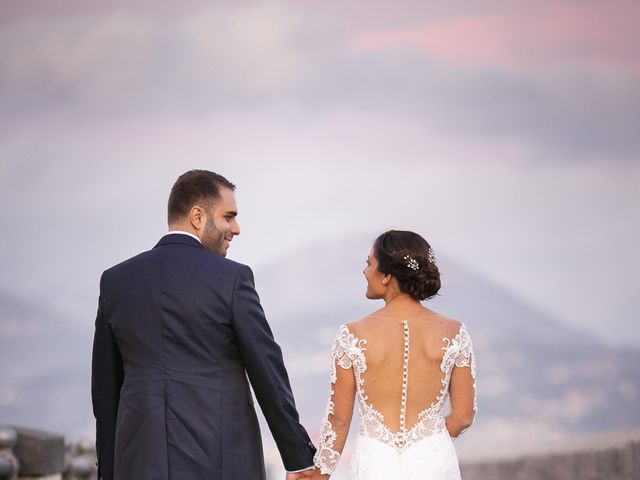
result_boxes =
[0,0,639,349]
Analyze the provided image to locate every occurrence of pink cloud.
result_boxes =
[351,2,640,72]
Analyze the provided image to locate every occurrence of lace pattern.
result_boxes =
[442,324,477,434]
[314,322,476,476]
[314,325,367,475]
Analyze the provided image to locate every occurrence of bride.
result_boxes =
[312,230,477,480]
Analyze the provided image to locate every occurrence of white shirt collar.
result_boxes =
[164,230,202,244]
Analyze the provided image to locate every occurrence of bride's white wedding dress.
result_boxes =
[314,318,476,480]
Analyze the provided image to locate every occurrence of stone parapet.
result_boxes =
[0,426,96,480]
[12,428,65,478]
[461,438,640,480]
[0,426,19,480]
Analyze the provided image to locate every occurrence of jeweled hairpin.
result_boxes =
[403,255,419,271]
[427,247,436,265]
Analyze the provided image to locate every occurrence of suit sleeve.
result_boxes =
[231,265,316,472]
[91,273,124,480]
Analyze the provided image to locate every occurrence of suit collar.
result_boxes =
[155,233,204,249]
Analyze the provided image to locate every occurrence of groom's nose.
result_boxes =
[231,219,240,236]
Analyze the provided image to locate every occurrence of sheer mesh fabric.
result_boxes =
[314,317,476,477]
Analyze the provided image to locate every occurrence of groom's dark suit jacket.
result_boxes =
[91,234,315,479]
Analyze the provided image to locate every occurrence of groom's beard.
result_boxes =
[201,218,226,256]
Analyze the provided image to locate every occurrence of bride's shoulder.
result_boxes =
[331,319,363,338]
[330,322,367,354]
[427,313,466,339]
[339,319,363,339]
[343,314,380,336]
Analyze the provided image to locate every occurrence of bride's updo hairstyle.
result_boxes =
[373,230,441,301]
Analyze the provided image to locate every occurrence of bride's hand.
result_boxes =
[286,468,314,479]
[311,469,329,480]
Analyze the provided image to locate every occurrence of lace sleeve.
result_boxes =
[450,324,477,435]
[313,325,360,475]
[455,324,477,412]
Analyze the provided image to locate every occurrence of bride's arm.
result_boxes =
[313,328,358,479]
[446,325,477,438]
[446,362,476,437]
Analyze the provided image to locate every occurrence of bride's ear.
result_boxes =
[381,273,391,286]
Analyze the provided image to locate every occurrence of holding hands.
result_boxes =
[286,468,330,480]
[286,468,315,480]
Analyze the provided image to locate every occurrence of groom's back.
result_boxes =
[103,239,240,375]
[97,235,265,479]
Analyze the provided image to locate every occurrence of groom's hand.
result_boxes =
[286,468,314,479]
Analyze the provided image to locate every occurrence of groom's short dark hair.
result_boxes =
[167,170,236,224]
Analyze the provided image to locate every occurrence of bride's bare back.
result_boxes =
[349,313,473,435]
[313,309,476,477]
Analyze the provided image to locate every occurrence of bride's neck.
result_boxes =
[383,291,418,308]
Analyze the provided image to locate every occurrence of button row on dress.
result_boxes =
[400,320,410,431]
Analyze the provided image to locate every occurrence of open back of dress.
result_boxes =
[315,316,476,480]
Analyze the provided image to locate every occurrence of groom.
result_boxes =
[92,170,315,479]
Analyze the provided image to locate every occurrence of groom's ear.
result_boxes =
[189,205,206,231]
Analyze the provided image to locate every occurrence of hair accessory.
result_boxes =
[427,247,436,265]
[403,255,419,271]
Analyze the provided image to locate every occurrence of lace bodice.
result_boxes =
[314,321,476,476]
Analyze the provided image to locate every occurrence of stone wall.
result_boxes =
[3,424,639,479]
[0,427,96,480]
[461,439,640,480]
